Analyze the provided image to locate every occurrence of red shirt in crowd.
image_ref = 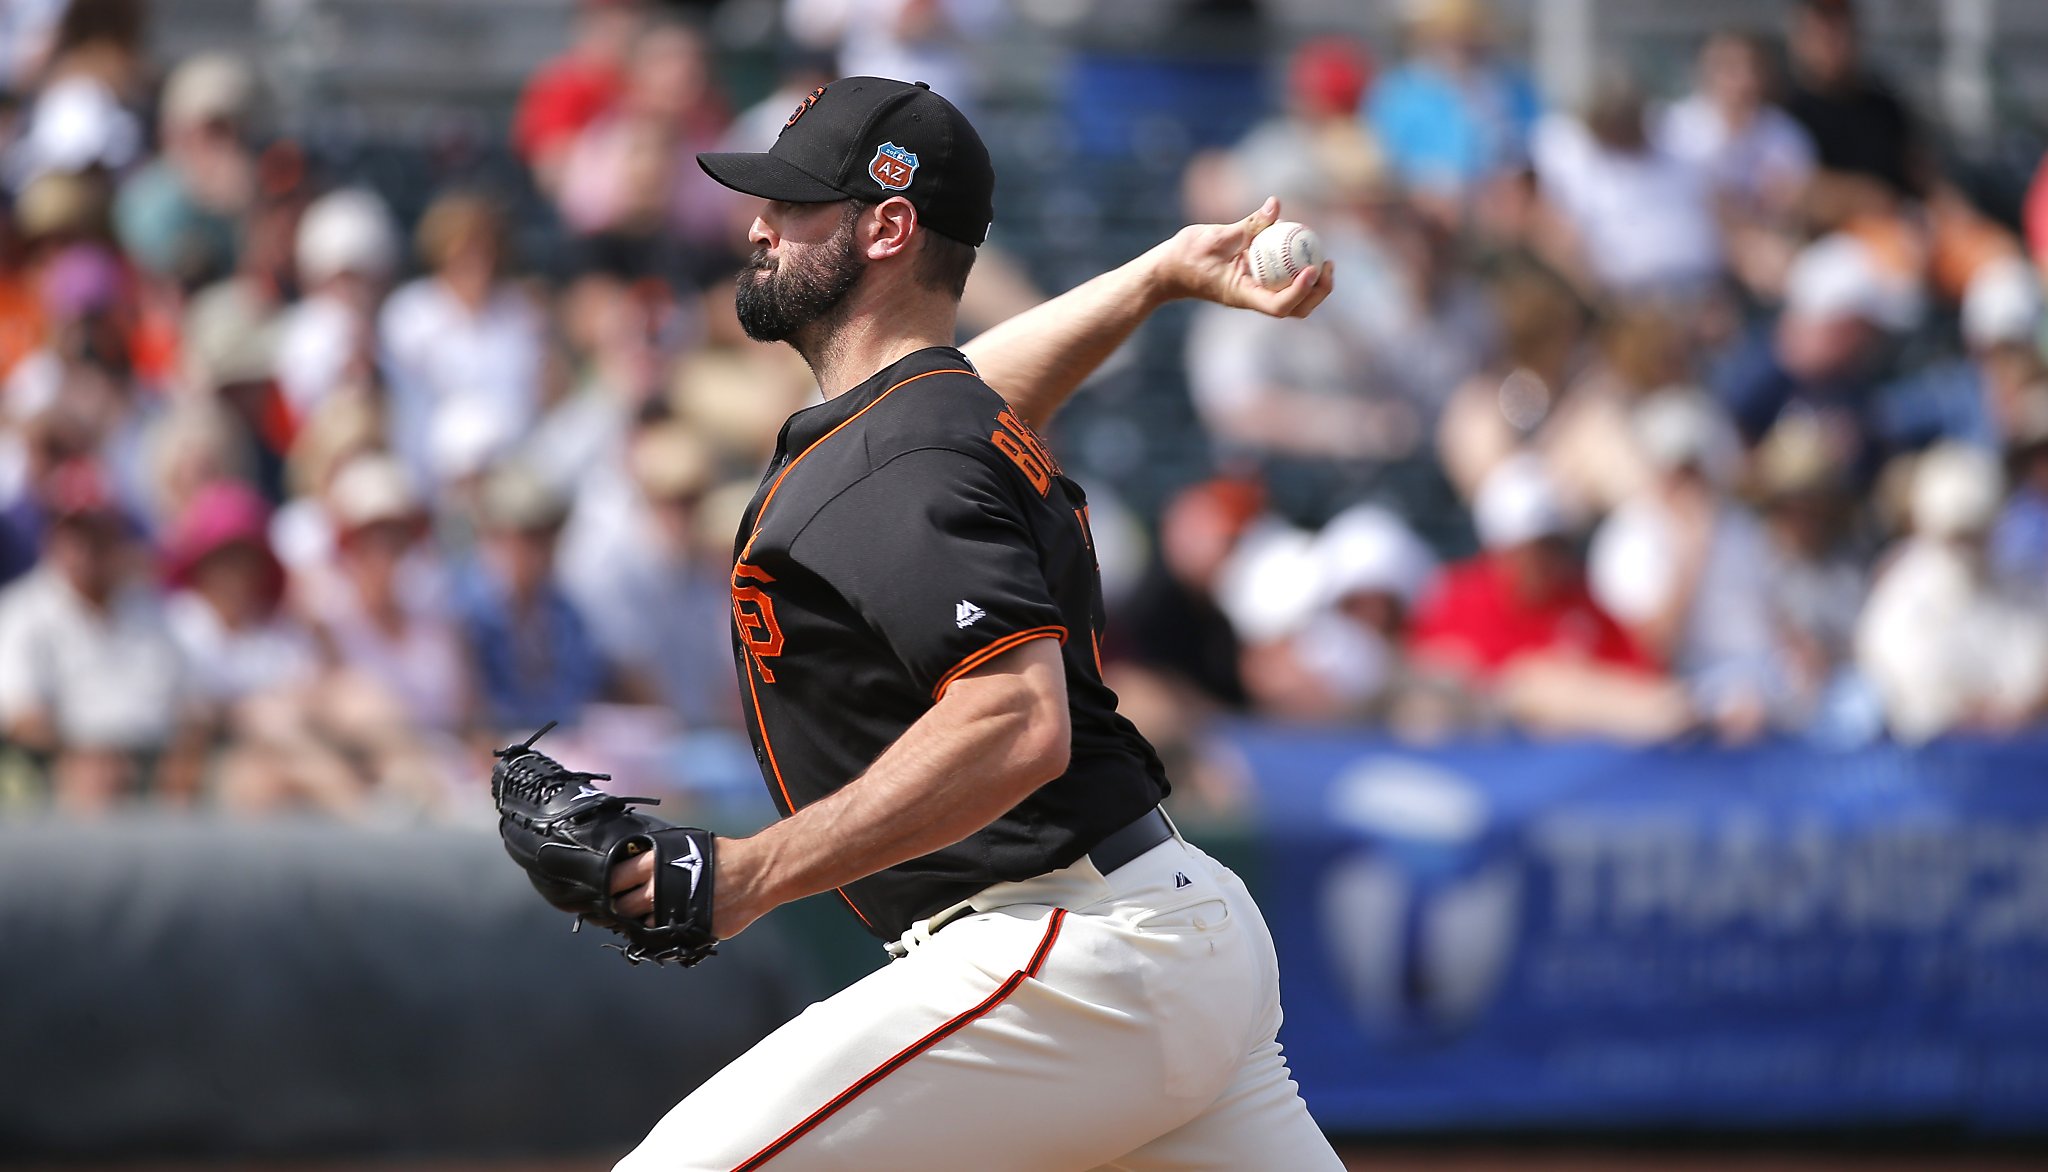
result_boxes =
[513,58,622,164]
[1408,553,1656,679]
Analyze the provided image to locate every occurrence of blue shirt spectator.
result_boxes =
[1368,58,1539,198]
[454,556,608,734]
[454,466,609,733]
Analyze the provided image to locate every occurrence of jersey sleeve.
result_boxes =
[789,446,1067,700]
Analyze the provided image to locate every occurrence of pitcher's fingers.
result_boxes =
[615,881,655,919]
[1221,196,1283,253]
[610,850,654,898]
[1288,261,1336,318]
[1256,259,1324,316]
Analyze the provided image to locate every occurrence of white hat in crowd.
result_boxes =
[6,76,140,184]
[296,188,400,287]
[1784,233,1923,332]
[1473,454,1572,549]
[1633,386,1744,487]
[477,463,571,533]
[1961,255,2044,351]
[328,452,422,532]
[1216,522,1324,645]
[1313,504,1437,609]
[161,53,257,130]
[1910,442,2004,540]
[429,394,523,485]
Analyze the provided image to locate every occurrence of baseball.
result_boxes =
[1247,220,1323,289]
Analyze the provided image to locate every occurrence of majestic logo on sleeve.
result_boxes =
[732,562,785,682]
[869,142,919,191]
[955,600,986,629]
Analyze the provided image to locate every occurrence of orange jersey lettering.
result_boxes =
[732,562,785,682]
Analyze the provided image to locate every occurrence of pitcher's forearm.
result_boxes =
[713,639,1072,935]
[962,246,1174,429]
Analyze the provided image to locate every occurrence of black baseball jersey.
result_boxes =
[728,345,1169,940]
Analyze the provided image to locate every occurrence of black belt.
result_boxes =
[918,807,1173,943]
[1087,806,1173,877]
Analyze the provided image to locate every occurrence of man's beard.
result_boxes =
[734,206,865,349]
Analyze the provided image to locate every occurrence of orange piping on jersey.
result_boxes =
[737,367,977,564]
[745,653,796,814]
[930,626,1069,701]
[833,888,876,932]
[1090,628,1104,676]
[728,909,1066,1172]
[744,654,877,933]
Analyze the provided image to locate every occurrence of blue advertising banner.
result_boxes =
[1227,730,2048,1133]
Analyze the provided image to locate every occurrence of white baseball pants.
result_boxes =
[614,833,1343,1171]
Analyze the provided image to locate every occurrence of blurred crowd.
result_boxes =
[0,0,2046,819]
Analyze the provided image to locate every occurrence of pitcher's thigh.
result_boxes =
[1091,1036,1344,1172]
[616,908,1200,1172]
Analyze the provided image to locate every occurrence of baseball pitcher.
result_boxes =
[491,77,1341,1170]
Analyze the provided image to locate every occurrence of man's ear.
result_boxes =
[864,197,919,262]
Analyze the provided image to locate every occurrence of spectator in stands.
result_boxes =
[175,276,287,502]
[454,464,609,737]
[1409,455,1693,741]
[378,192,544,486]
[1183,37,1378,227]
[296,452,470,737]
[1992,391,2048,601]
[0,194,43,383]
[0,459,196,809]
[143,398,253,535]
[1533,72,1721,300]
[0,400,94,586]
[2,0,145,191]
[0,0,67,90]
[1367,0,1540,218]
[1783,0,1931,220]
[538,267,681,482]
[1589,388,1782,739]
[555,18,733,272]
[275,188,398,422]
[5,238,132,432]
[1106,475,1276,812]
[1661,31,1817,220]
[1857,443,2048,743]
[269,390,385,578]
[1661,32,1817,305]
[1112,475,1268,716]
[1750,413,1876,742]
[1235,503,1438,726]
[514,0,644,190]
[294,451,472,811]
[5,240,162,526]
[1872,255,2046,454]
[112,53,255,290]
[559,421,732,730]
[1437,265,1597,504]
[160,479,366,815]
[1712,229,1922,443]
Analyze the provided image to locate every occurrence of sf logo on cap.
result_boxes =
[870,142,919,191]
[785,86,825,128]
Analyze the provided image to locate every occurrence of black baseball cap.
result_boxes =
[697,77,994,247]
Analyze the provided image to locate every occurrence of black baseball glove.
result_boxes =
[491,722,718,967]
